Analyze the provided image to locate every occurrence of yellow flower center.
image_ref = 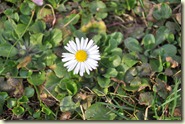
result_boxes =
[75,50,88,62]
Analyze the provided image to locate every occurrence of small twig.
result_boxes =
[110,77,126,94]
[43,86,60,102]
[63,14,79,28]
[111,77,126,86]
[40,4,56,26]
[144,105,151,120]
[80,105,86,120]
[4,11,35,66]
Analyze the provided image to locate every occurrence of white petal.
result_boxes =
[83,38,88,49]
[84,61,93,71]
[67,61,78,71]
[67,43,76,53]
[80,37,84,50]
[86,39,94,50]
[64,59,76,67]
[62,53,74,58]
[62,55,75,62]
[80,63,85,76]
[69,40,77,52]
[75,38,81,50]
[86,59,98,69]
[87,50,100,55]
[74,62,80,74]
[88,45,99,52]
[89,54,101,60]
[64,46,75,54]
[84,62,90,74]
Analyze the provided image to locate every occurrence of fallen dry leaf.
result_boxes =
[175,13,181,25]
[17,56,32,69]
[166,56,179,68]
[60,111,71,120]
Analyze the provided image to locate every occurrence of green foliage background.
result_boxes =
[0,0,181,120]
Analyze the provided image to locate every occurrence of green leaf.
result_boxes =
[149,56,163,72]
[12,106,25,115]
[89,1,107,19]
[48,29,62,47]
[29,20,46,33]
[85,102,116,120]
[110,48,123,57]
[15,24,27,38]
[20,15,31,24]
[104,39,118,53]
[89,1,106,13]
[110,32,123,44]
[142,34,155,50]
[0,92,8,114]
[45,72,61,97]
[126,0,136,10]
[41,105,53,115]
[60,96,77,112]
[155,26,170,45]
[63,14,80,25]
[103,68,118,78]
[97,76,110,88]
[139,92,153,106]
[24,87,35,98]
[92,86,108,96]
[130,76,141,87]
[30,33,44,48]
[7,98,17,109]
[20,2,31,15]
[153,78,168,99]
[153,3,172,20]
[43,51,57,66]
[151,44,177,58]
[28,71,46,86]
[121,54,138,73]
[0,43,18,57]
[65,81,78,95]
[53,62,67,78]
[18,96,29,103]
[33,110,41,119]
[124,37,143,53]
[109,55,121,67]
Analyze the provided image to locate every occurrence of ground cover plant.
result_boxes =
[0,0,181,120]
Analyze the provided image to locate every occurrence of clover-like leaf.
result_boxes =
[139,92,153,106]
[28,71,46,86]
[0,43,18,57]
[60,96,77,112]
[85,102,116,120]
[12,106,25,115]
[153,3,172,20]
[103,68,118,78]
[24,87,35,98]
[124,37,143,53]
[97,76,110,88]
[142,34,155,50]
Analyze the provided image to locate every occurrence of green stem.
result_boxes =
[4,11,35,67]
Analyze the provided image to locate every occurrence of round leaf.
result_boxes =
[7,98,17,109]
[28,71,46,86]
[60,96,77,112]
[85,102,116,120]
[124,37,143,53]
[12,106,25,115]
[24,87,35,98]
[142,34,155,50]
[97,76,110,88]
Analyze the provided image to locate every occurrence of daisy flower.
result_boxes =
[62,37,101,76]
